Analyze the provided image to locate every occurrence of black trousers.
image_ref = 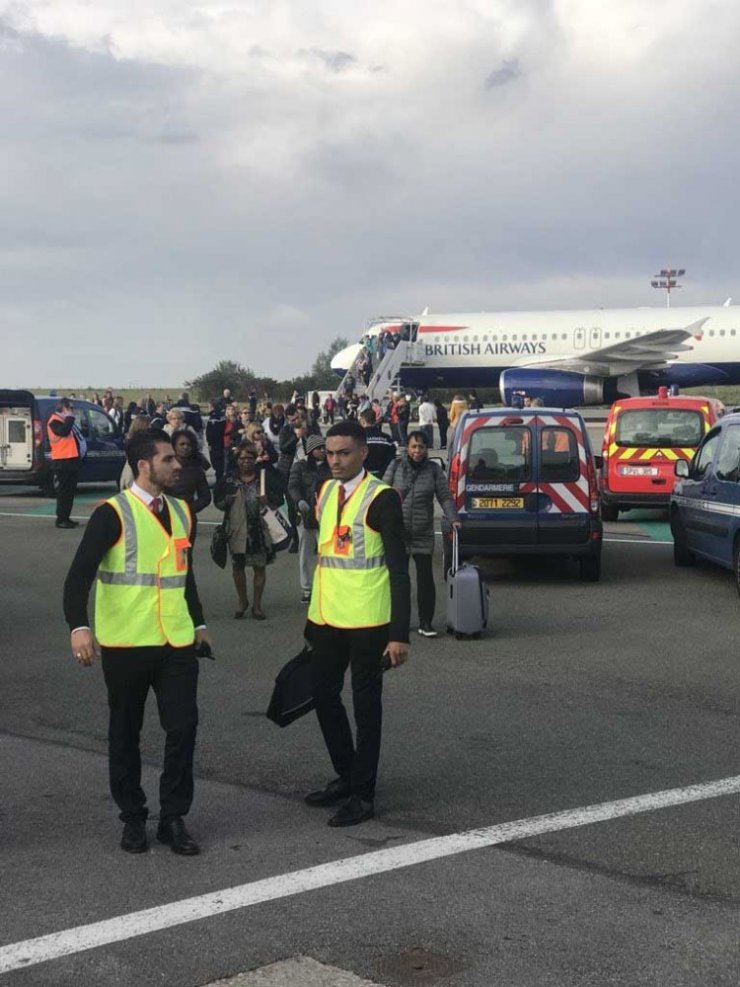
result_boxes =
[408,552,435,625]
[54,461,79,522]
[102,645,199,825]
[438,423,448,449]
[309,622,388,801]
[209,448,225,483]
[278,470,299,541]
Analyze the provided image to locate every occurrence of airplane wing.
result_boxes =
[520,318,708,377]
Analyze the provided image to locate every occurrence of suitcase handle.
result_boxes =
[451,525,460,575]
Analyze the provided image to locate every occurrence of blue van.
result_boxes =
[445,407,603,580]
[0,390,126,494]
[671,411,740,585]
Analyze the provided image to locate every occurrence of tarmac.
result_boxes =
[1,481,739,986]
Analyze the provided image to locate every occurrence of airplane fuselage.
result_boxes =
[334,305,740,392]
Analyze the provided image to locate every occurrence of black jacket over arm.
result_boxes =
[63,502,205,632]
[366,488,411,643]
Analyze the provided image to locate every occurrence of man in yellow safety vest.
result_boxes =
[63,432,212,855]
[305,420,410,827]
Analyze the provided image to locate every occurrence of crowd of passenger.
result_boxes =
[73,385,488,631]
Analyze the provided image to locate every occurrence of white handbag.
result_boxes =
[260,469,292,551]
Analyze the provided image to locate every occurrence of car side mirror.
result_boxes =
[675,459,690,478]
[80,420,90,438]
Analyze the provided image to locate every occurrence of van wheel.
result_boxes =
[671,513,695,567]
[600,501,618,522]
[579,554,601,582]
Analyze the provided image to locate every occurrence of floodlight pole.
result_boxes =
[651,268,685,308]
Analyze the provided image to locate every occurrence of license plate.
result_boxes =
[472,497,524,509]
[619,465,659,477]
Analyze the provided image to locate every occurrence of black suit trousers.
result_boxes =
[408,552,435,625]
[102,645,199,825]
[309,622,389,801]
[53,460,80,522]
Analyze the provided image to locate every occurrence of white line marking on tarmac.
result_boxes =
[1,774,739,974]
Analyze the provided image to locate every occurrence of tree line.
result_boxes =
[185,337,350,404]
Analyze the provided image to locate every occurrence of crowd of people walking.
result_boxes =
[62,384,477,628]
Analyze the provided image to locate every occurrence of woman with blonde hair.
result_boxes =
[245,421,278,467]
[118,416,151,489]
[448,394,469,435]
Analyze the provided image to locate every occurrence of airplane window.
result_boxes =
[615,333,621,339]
[473,335,478,341]
[732,330,737,336]
[720,330,725,336]
[522,334,528,340]
[709,330,715,336]
[502,335,508,341]
[492,336,498,342]
[561,333,567,340]
[605,333,610,339]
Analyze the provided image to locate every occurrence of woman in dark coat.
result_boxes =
[383,430,460,637]
[166,429,211,544]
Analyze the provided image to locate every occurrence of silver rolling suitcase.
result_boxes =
[446,528,489,639]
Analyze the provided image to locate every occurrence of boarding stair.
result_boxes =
[334,322,425,404]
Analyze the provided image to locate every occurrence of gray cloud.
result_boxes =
[2,2,740,387]
[485,58,521,89]
[310,48,356,73]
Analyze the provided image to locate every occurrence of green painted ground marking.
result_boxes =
[0,491,107,517]
[609,509,672,542]
[634,519,672,541]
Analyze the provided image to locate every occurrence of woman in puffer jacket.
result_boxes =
[383,430,460,637]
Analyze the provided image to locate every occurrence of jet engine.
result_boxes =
[499,368,606,407]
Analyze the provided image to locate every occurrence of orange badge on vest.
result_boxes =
[334,525,352,555]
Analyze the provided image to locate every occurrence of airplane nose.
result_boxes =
[330,343,362,377]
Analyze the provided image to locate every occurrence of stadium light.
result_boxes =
[651,268,685,308]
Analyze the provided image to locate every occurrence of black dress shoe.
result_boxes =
[55,519,78,529]
[305,777,351,807]
[120,820,148,854]
[156,817,200,855]
[328,796,375,828]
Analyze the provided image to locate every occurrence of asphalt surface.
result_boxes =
[1,482,739,986]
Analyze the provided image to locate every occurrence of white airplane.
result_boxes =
[330,303,740,405]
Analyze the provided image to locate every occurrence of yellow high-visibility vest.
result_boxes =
[95,490,194,648]
[308,473,391,628]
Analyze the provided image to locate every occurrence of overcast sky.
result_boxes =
[3,0,739,387]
